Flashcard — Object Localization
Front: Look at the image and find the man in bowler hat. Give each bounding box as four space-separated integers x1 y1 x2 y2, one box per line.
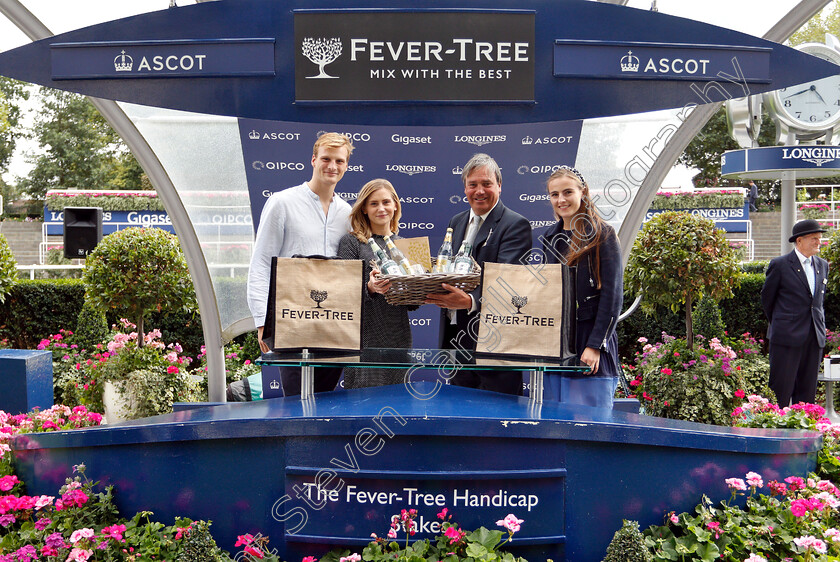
761 219 829 406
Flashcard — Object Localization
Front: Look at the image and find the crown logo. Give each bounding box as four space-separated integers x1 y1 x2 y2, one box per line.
521 136 533 145
620 50 639 72
114 50 133 72
249 130 260 140
269 379 280 390
452 166 463 175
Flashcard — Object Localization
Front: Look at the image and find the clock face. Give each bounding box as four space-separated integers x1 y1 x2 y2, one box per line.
773 48 840 131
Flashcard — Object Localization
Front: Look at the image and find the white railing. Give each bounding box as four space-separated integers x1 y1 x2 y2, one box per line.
17 263 248 279
719 219 754 262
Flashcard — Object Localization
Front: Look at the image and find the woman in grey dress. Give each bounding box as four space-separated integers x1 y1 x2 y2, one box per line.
337 179 416 388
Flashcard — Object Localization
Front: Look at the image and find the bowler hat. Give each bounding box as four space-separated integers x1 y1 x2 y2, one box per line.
789 219 827 242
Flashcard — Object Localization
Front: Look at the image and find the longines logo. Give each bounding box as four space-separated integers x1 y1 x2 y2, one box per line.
249 130 302 141
517 164 564 175
521 135 574 145
302 37 343 79
783 147 840 167
453 135 506 147
385 164 436 176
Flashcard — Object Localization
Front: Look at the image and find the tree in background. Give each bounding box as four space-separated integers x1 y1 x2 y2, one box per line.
0 78 30 206
0 233 16 304
82 228 196 347
787 1 840 46
625 211 742 350
16 87 147 198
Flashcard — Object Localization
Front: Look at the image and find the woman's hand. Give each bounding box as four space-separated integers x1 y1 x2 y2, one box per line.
367 269 391 295
581 347 601 374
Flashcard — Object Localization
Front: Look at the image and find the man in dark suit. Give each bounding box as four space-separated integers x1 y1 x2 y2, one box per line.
761 219 829 407
426 153 532 395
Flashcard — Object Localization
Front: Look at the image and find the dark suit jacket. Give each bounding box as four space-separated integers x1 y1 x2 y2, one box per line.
438 202 532 350
760 250 828 348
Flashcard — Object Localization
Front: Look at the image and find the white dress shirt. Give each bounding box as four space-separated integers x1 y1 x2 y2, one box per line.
794 248 816 296
247 182 351 327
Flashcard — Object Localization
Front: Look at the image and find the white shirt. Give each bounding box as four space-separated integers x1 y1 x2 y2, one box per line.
794 248 816 295
247 182 351 327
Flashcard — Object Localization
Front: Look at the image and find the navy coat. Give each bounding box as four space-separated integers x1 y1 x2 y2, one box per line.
438 201 532 350
761 250 827 348
542 220 623 378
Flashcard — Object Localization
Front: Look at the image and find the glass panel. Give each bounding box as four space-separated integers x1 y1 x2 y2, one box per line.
119 102 253 337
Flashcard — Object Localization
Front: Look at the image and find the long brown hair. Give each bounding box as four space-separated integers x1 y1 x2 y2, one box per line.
349 179 402 242
547 166 609 288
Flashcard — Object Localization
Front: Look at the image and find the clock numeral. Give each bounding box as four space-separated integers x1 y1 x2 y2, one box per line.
811 114 818 122
835 100 840 106
796 112 802 118
784 100 792 107
827 111 833 118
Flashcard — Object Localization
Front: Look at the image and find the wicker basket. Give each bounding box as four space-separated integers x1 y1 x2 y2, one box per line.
376 258 481 306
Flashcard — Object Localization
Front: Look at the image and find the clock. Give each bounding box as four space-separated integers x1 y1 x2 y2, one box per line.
765 37 840 143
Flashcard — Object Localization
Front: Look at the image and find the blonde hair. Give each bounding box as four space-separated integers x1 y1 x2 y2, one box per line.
312 132 354 158
349 179 402 242
546 166 608 288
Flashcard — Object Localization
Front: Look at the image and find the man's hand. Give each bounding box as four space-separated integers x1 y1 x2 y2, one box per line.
426 283 472 309
257 325 270 353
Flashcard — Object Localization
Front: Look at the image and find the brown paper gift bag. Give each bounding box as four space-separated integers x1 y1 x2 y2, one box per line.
262 257 363 352
476 262 571 358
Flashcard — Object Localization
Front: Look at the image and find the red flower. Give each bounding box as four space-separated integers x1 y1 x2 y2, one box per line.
734 389 745 398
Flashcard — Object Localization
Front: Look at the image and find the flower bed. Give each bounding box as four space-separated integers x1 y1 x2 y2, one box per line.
650 190 745 210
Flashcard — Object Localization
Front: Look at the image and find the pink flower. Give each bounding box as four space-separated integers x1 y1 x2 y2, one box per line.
244 545 264 559
66 548 93 561
437 507 449 520
167 365 179 374
0 475 18 491
70 528 95 543
660 368 672 376
496 514 524 534
794 535 827 553
744 555 767 562
745 471 763 488
444 526 461 544
387 528 397 539
669 513 678 524
785 476 806 491
235 534 255 547
725 478 746 491
790 498 811 517
101 524 126 542
340 554 361 562
706 521 723 539
302 557 318 562
734 389 745 398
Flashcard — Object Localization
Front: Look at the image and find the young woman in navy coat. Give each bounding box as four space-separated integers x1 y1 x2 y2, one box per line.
541 166 624 407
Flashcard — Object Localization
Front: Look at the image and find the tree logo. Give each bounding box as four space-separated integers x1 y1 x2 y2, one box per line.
310 290 328 308
511 295 528 314
302 37 342 79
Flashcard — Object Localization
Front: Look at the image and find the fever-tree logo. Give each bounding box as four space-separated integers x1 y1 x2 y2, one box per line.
310 290 328 308
511 295 528 314
302 37 342 79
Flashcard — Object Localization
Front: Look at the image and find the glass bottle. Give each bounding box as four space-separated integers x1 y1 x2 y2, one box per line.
384 235 413 275
367 238 403 276
452 241 473 274
433 228 454 273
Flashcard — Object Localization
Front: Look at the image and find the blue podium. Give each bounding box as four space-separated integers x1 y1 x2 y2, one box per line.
10 351 821 561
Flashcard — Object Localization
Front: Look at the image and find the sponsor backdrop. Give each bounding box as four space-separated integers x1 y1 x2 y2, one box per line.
238 118 582 351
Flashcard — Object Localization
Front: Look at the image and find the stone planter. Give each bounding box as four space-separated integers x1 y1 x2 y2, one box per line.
102 380 138 424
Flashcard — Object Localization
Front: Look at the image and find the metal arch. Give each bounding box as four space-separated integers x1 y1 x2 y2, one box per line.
0 0 228 402
617 0 834 264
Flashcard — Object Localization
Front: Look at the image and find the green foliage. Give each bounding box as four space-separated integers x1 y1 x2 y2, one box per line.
740 260 768 274
678 106 777 189
74 299 110 351
602 520 652 562
0 77 29 172
0 233 16 303
822 227 840 295
625 212 742 349
692 297 725 342
176 520 223 562
628 333 769 425
0 279 85 348
649 190 744 210
83 228 196 345
788 2 840 46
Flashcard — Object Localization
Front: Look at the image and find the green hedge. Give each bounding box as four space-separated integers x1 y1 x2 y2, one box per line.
0 279 206 357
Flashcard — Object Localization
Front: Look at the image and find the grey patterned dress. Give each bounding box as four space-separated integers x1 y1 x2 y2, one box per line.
337 233 416 388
